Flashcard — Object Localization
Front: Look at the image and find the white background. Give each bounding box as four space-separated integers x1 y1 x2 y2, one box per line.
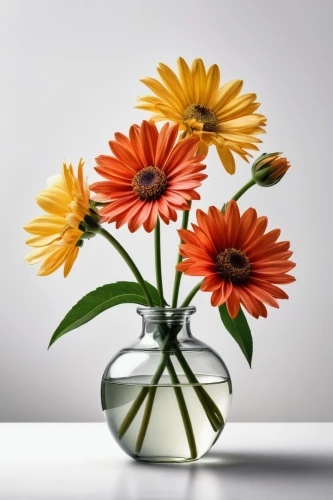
1 0 332 422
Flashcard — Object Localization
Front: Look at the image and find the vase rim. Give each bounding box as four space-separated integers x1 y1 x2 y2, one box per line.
137 306 196 317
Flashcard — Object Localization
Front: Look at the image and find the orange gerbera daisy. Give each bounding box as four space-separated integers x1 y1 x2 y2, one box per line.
177 201 295 319
136 57 266 174
90 120 207 233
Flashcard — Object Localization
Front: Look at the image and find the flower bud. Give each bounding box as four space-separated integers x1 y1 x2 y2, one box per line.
251 152 291 187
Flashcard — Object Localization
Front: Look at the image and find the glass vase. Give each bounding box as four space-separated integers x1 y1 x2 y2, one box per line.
101 306 232 463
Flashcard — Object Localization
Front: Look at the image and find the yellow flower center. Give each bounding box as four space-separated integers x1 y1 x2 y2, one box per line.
216 248 251 284
132 166 167 200
183 104 219 132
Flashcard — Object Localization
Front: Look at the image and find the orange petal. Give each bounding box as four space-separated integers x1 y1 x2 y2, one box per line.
207 206 226 250
226 289 240 318
246 229 281 257
251 273 295 285
235 207 258 248
238 286 263 318
242 216 268 251
128 202 151 232
129 125 147 168
143 202 159 233
164 136 200 173
176 259 194 272
225 200 240 246
108 140 139 171
201 274 222 291
155 122 179 167
251 261 296 274
141 120 158 167
249 278 289 299
246 283 279 308
178 228 199 246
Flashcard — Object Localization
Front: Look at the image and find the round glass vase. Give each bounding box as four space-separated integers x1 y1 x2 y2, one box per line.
101 307 232 463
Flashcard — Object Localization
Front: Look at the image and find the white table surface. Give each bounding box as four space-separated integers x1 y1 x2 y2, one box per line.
0 423 332 500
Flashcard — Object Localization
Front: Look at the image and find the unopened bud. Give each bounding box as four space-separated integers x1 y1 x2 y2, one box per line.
252 152 291 187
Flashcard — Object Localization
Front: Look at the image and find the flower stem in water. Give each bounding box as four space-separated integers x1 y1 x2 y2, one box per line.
166 358 197 459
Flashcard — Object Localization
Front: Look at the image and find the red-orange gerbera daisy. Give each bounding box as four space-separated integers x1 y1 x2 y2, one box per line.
90 120 207 232
177 201 295 319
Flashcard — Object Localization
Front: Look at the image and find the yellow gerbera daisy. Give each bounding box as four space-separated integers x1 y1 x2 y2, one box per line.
24 159 99 277
136 57 267 174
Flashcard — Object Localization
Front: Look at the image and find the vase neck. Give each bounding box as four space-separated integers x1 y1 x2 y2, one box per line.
137 307 195 345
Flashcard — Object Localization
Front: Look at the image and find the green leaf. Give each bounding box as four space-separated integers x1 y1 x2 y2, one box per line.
218 303 253 367
48 281 161 349
144 281 169 307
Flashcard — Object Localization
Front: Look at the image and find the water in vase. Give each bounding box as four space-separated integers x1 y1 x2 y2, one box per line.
101 374 232 462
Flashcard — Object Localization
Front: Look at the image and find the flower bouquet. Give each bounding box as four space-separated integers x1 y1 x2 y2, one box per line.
24 58 295 463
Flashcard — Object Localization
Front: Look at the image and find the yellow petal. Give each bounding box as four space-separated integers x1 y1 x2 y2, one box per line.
24 215 66 235
212 80 243 114
201 132 216 146
140 77 183 114
217 93 260 120
219 102 261 122
66 213 81 229
225 141 254 158
63 247 79 277
196 140 209 157
155 103 183 122
24 245 58 264
136 96 165 112
77 158 85 196
135 103 158 112
70 197 88 220
157 63 188 109
220 114 266 131
63 163 76 196
191 58 207 105
210 134 226 148
177 57 194 103
219 93 257 114
217 131 263 144
36 191 70 217
206 64 220 107
216 145 236 174
148 113 170 122
25 234 60 248
61 228 81 245
37 247 71 276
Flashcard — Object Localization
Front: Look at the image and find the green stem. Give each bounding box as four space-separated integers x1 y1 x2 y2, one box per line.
119 328 223 444
154 218 165 307
118 386 149 439
171 202 192 308
97 227 153 307
231 178 256 202
180 281 203 308
135 387 157 453
174 346 224 427
166 359 197 459
120 333 172 442
135 355 198 457
135 353 170 452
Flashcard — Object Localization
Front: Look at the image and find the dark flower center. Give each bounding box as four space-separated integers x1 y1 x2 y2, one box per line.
216 248 251 284
132 166 167 200
183 104 219 132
